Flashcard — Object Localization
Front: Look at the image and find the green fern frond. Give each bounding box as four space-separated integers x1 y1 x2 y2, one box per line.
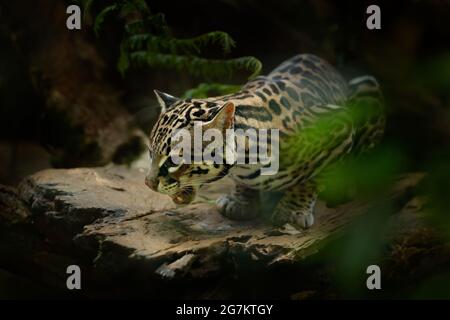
130 0 150 13
127 31 235 55
94 4 120 36
234 56 262 79
85 0 262 81
180 31 236 54
120 1 139 15
142 13 170 36
118 41 130 76
124 20 144 35
81 0 94 20
183 83 241 99
129 52 261 80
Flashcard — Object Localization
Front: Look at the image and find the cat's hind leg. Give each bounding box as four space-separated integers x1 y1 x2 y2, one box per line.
271 180 318 229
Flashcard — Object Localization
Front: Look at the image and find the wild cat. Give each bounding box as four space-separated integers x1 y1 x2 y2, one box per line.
145 54 384 229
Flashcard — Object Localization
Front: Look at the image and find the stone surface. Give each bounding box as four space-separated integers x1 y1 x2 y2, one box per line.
0 165 438 298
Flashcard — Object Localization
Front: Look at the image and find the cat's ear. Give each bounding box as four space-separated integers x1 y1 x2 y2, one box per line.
154 90 179 113
203 102 235 130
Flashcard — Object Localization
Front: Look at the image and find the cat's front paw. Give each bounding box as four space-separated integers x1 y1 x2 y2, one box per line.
271 208 315 229
216 195 258 220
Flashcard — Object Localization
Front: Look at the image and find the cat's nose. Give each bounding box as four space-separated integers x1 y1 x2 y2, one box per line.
145 176 159 191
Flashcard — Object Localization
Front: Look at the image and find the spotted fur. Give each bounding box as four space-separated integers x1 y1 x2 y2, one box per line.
146 54 385 228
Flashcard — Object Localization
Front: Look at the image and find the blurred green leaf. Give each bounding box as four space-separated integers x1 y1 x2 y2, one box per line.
319 145 405 204
418 53 450 93
322 200 393 298
420 151 450 239
411 272 450 299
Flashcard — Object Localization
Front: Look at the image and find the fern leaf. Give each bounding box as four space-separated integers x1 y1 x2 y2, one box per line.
129 52 262 80
143 13 170 36
183 83 241 99
131 0 150 13
118 41 130 76
94 4 120 36
125 20 145 35
80 0 94 21
127 31 236 55
86 0 263 81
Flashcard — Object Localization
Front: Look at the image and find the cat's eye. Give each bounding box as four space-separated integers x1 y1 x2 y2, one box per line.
164 157 177 168
168 165 182 174
161 157 183 174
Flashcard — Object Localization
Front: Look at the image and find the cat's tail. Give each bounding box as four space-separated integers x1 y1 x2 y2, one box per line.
347 75 385 154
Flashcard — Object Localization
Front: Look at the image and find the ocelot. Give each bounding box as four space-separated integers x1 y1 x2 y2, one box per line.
145 54 385 229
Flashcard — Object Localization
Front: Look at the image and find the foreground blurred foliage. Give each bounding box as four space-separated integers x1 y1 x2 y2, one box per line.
421 151 450 240
417 53 450 97
323 200 393 298
316 140 450 299
304 121 404 298
411 272 450 299
319 144 405 205
283 82 450 298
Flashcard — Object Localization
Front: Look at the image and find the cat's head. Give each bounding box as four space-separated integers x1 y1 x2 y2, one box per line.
145 90 235 205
